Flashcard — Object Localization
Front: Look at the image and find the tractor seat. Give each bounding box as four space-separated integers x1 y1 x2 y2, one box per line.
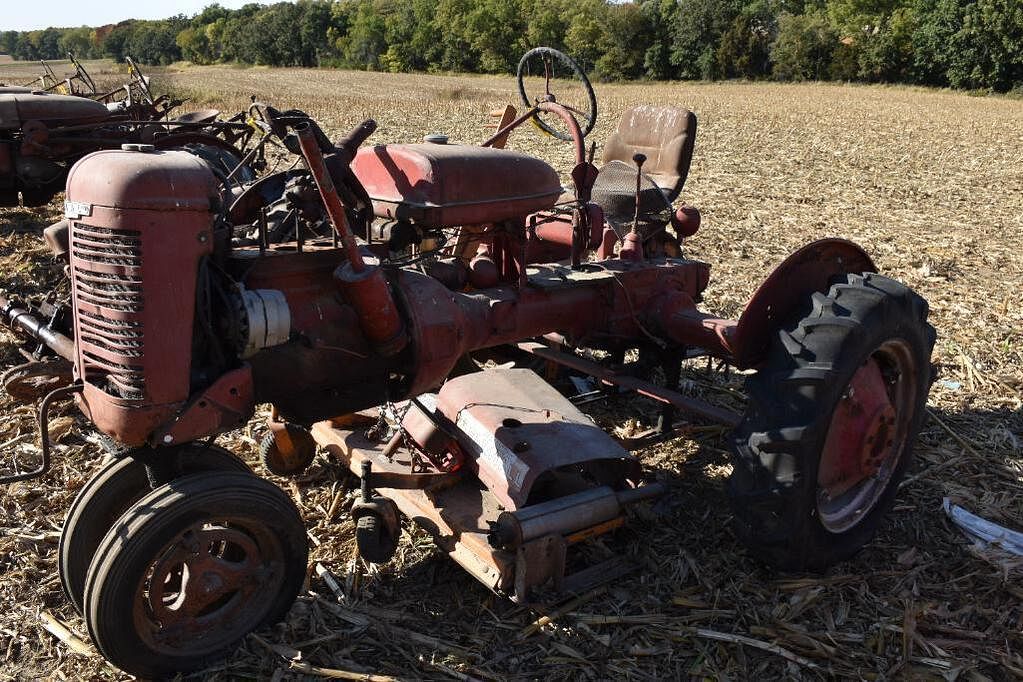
592 105 697 230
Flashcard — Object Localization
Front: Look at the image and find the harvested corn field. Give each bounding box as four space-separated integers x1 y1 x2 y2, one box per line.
0 61 1021 680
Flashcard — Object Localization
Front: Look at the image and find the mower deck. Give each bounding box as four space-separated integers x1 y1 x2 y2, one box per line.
311 418 638 602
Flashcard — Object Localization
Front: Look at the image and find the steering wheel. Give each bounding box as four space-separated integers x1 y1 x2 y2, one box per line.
125 56 155 105
516 47 597 141
68 52 96 95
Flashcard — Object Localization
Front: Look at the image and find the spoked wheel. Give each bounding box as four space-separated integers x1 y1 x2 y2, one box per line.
353 497 401 564
516 47 597 140
728 273 935 571
59 443 249 614
259 423 317 476
153 133 257 184
84 472 307 678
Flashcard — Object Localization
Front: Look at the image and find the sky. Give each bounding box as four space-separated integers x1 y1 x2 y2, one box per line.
2 1 276 32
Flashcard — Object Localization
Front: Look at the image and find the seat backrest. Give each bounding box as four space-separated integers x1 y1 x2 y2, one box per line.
601 105 697 202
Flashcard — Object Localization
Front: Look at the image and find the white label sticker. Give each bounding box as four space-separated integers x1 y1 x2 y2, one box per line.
64 201 92 219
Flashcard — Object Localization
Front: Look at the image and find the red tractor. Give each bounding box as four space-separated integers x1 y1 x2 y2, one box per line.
0 49 934 678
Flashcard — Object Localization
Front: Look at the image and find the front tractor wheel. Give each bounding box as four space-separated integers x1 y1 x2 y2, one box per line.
83 472 308 678
728 273 935 571
59 443 250 614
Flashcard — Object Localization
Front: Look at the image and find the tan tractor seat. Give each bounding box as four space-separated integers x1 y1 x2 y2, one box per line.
591 105 697 232
601 104 697 202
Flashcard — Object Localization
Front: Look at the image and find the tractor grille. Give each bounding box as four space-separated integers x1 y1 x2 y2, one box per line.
71 223 146 400
68 224 143 266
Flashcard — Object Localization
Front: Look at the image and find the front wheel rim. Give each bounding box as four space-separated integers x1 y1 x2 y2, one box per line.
133 519 284 655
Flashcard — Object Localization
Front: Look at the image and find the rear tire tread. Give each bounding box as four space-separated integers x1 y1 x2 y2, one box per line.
728 272 935 571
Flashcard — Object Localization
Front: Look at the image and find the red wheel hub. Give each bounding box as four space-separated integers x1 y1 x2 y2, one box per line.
818 358 897 499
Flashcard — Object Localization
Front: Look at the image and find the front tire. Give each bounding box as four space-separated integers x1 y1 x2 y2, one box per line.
83 472 307 678
728 272 935 571
59 444 250 614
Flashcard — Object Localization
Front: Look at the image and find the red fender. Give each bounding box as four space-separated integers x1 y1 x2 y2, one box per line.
731 238 876 369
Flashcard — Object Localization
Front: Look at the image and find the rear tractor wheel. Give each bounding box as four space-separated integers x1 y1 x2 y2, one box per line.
83 471 308 678
728 272 935 571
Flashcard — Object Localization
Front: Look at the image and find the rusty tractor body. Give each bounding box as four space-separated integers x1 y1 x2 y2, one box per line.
0 48 936 679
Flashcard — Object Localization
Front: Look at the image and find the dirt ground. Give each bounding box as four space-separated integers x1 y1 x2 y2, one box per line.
0 60 1021 680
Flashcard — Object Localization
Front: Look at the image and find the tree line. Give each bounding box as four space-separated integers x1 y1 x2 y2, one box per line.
1 0 1020 93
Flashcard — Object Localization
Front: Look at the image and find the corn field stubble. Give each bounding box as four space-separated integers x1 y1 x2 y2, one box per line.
0 60 1021 680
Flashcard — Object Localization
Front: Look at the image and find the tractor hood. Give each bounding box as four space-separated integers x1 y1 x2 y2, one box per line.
353 142 562 227
0 92 110 130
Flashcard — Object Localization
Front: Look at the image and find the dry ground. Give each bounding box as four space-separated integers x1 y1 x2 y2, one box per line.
0 60 1021 680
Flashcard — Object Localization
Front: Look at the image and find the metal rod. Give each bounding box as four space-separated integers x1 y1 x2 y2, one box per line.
631 153 647 235
481 106 540 148
482 102 584 165
295 123 365 274
0 294 75 362
0 383 82 484
257 207 268 256
516 340 742 427
360 459 372 502
225 131 271 184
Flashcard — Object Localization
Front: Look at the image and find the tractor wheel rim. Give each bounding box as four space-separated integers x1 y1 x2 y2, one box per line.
133 520 283 655
817 339 918 533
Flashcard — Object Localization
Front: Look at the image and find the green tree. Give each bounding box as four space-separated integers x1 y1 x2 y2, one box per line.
716 2 776 79
595 2 653 80
297 0 334 66
126 21 183 65
433 0 476 71
346 0 387 69
102 22 136 61
176 27 210 63
563 1 607 71
524 0 570 51
856 6 916 82
946 0 1023 91
465 0 527 73
771 10 837 80
59 27 95 60
380 0 441 72
826 0 904 35
643 0 682 79
670 0 744 79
